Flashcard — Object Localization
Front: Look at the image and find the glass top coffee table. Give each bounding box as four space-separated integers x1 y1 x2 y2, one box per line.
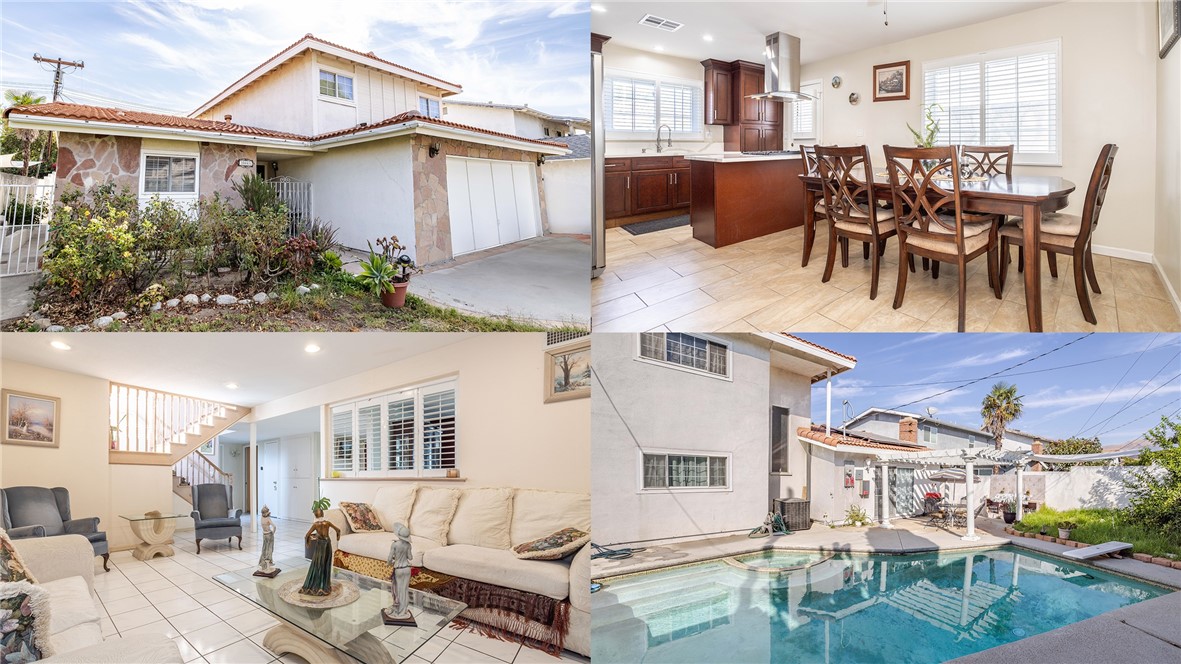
118 512 187 561
214 557 465 663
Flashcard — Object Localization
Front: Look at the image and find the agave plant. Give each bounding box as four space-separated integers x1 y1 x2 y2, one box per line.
356 242 396 295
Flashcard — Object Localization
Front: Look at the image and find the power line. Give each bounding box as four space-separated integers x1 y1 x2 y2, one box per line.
887 333 1094 411
33 54 84 102
1096 400 1181 439
1082 365 1181 437
1074 334 1158 435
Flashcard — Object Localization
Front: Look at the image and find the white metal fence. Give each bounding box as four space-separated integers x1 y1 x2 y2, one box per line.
267 176 312 236
0 176 54 276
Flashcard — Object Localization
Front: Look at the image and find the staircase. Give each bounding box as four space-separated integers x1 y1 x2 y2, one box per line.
108 382 249 466
172 451 233 505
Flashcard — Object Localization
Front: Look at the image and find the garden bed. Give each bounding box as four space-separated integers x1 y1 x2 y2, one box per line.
1009 507 1181 560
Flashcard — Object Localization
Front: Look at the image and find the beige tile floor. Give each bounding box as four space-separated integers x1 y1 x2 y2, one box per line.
91 519 586 664
593 224 1181 333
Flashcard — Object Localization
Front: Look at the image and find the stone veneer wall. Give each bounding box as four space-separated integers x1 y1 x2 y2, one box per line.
199 143 256 205
410 135 550 266
55 133 141 197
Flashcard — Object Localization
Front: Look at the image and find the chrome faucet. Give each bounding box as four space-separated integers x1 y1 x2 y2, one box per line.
656 125 672 153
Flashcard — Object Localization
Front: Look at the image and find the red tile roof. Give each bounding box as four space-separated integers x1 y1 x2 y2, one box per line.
780 334 857 363
6 103 566 152
5 102 308 141
194 33 461 115
797 424 929 452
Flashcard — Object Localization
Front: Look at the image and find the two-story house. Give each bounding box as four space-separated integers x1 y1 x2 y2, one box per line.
4 34 569 264
842 408 1054 459
442 101 590 139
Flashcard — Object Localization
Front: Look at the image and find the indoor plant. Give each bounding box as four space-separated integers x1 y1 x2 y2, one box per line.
1057 520 1077 540
907 103 942 148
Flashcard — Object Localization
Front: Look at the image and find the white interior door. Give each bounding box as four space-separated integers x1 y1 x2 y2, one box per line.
259 440 280 518
446 157 541 256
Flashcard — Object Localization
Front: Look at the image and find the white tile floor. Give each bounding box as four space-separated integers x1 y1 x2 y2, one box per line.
92 517 587 663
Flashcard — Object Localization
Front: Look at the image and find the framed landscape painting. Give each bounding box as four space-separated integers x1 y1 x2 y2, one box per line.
3 389 60 448
545 342 591 403
873 60 910 102
1161 0 1179 59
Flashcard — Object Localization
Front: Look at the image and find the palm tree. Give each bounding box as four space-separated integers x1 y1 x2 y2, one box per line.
981 382 1023 450
3 90 46 177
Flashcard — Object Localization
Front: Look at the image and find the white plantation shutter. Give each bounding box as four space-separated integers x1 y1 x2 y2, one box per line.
357 404 382 473
605 71 702 134
422 387 456 470
329 380 457 477
791 82 821 142
659 82 701 132
331 406 353 473
922 40 1059 164
386 395 415 472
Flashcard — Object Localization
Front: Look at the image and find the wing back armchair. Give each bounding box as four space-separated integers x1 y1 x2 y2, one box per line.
190 483 242 554
0 486 109 571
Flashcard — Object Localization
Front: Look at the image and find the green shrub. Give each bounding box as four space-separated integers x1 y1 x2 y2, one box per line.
1124 416 1181 539
231 173 281 213
42 203 139 300
4 197 49 225
227 206 290 284
316 250 344 274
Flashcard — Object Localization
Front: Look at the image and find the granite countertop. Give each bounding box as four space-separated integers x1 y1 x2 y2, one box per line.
683 152 802 163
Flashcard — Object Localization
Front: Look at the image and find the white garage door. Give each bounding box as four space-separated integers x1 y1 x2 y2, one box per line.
446 157 541 256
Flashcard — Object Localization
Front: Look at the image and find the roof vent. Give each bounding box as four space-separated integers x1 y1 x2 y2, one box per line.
638 13 683 32
224 114 233 123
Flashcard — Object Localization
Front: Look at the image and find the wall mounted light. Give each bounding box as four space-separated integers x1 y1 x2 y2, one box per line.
536 155 546 167
428 142 441 158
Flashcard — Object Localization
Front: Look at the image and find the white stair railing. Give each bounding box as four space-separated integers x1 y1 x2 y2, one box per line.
173 451 232 496
109 383 231 455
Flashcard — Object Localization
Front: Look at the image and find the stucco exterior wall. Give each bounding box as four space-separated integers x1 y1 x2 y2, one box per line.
767 363 815 507
199 142 256 205
411 135 550 266
442 105 518 135
200 53 314 136
280 137 415 254
55 133 141 197
541 158 590 235
591 333 778 545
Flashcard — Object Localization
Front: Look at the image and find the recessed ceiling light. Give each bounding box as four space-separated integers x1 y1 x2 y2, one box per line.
590 3 606 12
225 382 239 390
50 340 71 351
305 343 321 354
654 45 665 52
703 34 714 42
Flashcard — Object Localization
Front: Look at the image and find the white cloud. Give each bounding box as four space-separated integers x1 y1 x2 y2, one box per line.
945 347 1031 369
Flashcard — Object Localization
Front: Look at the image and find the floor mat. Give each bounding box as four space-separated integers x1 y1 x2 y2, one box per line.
621 214 690 236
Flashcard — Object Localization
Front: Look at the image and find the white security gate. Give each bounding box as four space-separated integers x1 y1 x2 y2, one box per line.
267 176 312 236
445 157 540 256
0 179 54 276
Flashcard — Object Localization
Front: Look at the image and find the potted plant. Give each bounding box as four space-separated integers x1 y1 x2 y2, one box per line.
374 235 419 308
844 504 870 528
357 245 397 305
305 497 332 559
993 492 1018 523
923 491 942 515
1057 520 1077 540
906 103 943 148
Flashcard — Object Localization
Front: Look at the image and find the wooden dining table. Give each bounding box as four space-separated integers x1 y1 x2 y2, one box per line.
799 172 1076 332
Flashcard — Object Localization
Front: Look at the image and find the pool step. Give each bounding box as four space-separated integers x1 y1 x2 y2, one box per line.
593 583 742 627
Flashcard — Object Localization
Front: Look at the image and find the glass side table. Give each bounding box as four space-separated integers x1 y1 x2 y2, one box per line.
119 512 187 560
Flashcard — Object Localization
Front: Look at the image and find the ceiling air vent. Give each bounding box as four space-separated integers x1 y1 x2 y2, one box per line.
638 13 684 32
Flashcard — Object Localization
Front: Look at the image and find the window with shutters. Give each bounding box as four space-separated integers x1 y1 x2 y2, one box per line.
922 40 1060 165
604 70 703 136
328 379 457 477
640 450 731 491
638 332 730 379
790 81 822 145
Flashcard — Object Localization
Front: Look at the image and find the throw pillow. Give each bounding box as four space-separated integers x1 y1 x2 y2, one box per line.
509 490 590 548
513 527 590 561
447 488 514 549
408 487 461 545
0 530 35 584
338 502 384 533
372 485 418 533
0 581 53 661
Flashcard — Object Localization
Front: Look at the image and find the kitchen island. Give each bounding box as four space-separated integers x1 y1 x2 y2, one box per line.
684 152 806 248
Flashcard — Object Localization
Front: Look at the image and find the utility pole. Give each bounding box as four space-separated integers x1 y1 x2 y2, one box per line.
32 54 84 102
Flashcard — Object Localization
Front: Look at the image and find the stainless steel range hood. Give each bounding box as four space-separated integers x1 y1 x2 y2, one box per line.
749 32 814 102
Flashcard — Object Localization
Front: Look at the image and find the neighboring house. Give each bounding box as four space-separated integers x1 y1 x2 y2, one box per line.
537 134 590 235
842 407 1052 455
592 332 857 545
3 34 569 265
442 100 590 139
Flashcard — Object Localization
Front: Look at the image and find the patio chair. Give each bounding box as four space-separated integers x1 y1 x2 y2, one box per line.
190 483 242 554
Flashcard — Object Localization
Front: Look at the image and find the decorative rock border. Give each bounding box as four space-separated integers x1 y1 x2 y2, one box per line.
1003 526 1181 569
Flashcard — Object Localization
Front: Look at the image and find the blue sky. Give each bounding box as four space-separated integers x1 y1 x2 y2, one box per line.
1 1 589 118
798 333 1181 447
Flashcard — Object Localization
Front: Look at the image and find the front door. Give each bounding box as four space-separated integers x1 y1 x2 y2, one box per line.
260 440 280 518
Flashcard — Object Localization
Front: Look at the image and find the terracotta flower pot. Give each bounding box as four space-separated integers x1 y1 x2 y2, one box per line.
380 282 410 308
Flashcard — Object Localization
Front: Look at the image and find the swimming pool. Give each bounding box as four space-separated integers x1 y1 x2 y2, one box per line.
592 547 1170 663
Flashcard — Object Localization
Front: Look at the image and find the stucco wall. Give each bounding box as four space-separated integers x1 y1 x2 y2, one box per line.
199 142 256 205
591 333 777 545
442 105 518 135
767 363 815 507
540 158 590 235
199 53 314 136
992 466 1164 510
55 133 140 197
411 135 550 266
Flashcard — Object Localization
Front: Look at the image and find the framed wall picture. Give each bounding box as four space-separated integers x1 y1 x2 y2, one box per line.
2 389 60 448
544 341 591 403
872 60 910 102
1161 0 1180 59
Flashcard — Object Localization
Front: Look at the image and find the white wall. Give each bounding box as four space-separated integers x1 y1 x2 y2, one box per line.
767 363 815 505
443 105 518 135
218 442 247 513
601 43 725 157
199 53 314 136
801 0 1161 260
992 466 1163 510
1155 22 1181 310
247 334 589 506
281 137 415 254
541 158 591 234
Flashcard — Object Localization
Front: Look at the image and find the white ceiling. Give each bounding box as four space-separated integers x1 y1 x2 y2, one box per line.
1 333 474 407
593 1 1063 64
218 407 321 445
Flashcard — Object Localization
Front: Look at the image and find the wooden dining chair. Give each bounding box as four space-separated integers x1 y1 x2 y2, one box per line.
884 145 1002 332
999 144 1118 325
815 145 896 300
962 144 1020 267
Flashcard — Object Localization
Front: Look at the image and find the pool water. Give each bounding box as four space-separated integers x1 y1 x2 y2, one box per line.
592 547 1169 663
731 550 827 570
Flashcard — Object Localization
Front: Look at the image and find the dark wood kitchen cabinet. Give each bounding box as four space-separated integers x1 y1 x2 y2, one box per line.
701 59 733 125
603 156 690 221
632 170 674 213
604 171 631 219
702 59 783 151
673 167 691 207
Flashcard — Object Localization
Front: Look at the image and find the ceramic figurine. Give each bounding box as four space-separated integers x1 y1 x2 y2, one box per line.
381 523 416 626
299 504 341 596
253 505 280 578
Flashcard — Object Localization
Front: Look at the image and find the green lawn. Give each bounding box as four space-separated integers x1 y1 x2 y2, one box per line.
1012 506 1181 559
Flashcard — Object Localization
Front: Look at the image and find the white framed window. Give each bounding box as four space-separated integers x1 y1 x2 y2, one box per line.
922 40 1060 165
142 154 197 195
790 80 822 146
319 70 354 101
639 449 731 491
418 97 441 118
604 69 703 136
923 425 938 445
638 332 730 379
329 379 456 477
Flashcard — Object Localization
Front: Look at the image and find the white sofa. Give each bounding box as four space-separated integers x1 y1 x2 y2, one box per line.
11 534 181 663
324 485 590 657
